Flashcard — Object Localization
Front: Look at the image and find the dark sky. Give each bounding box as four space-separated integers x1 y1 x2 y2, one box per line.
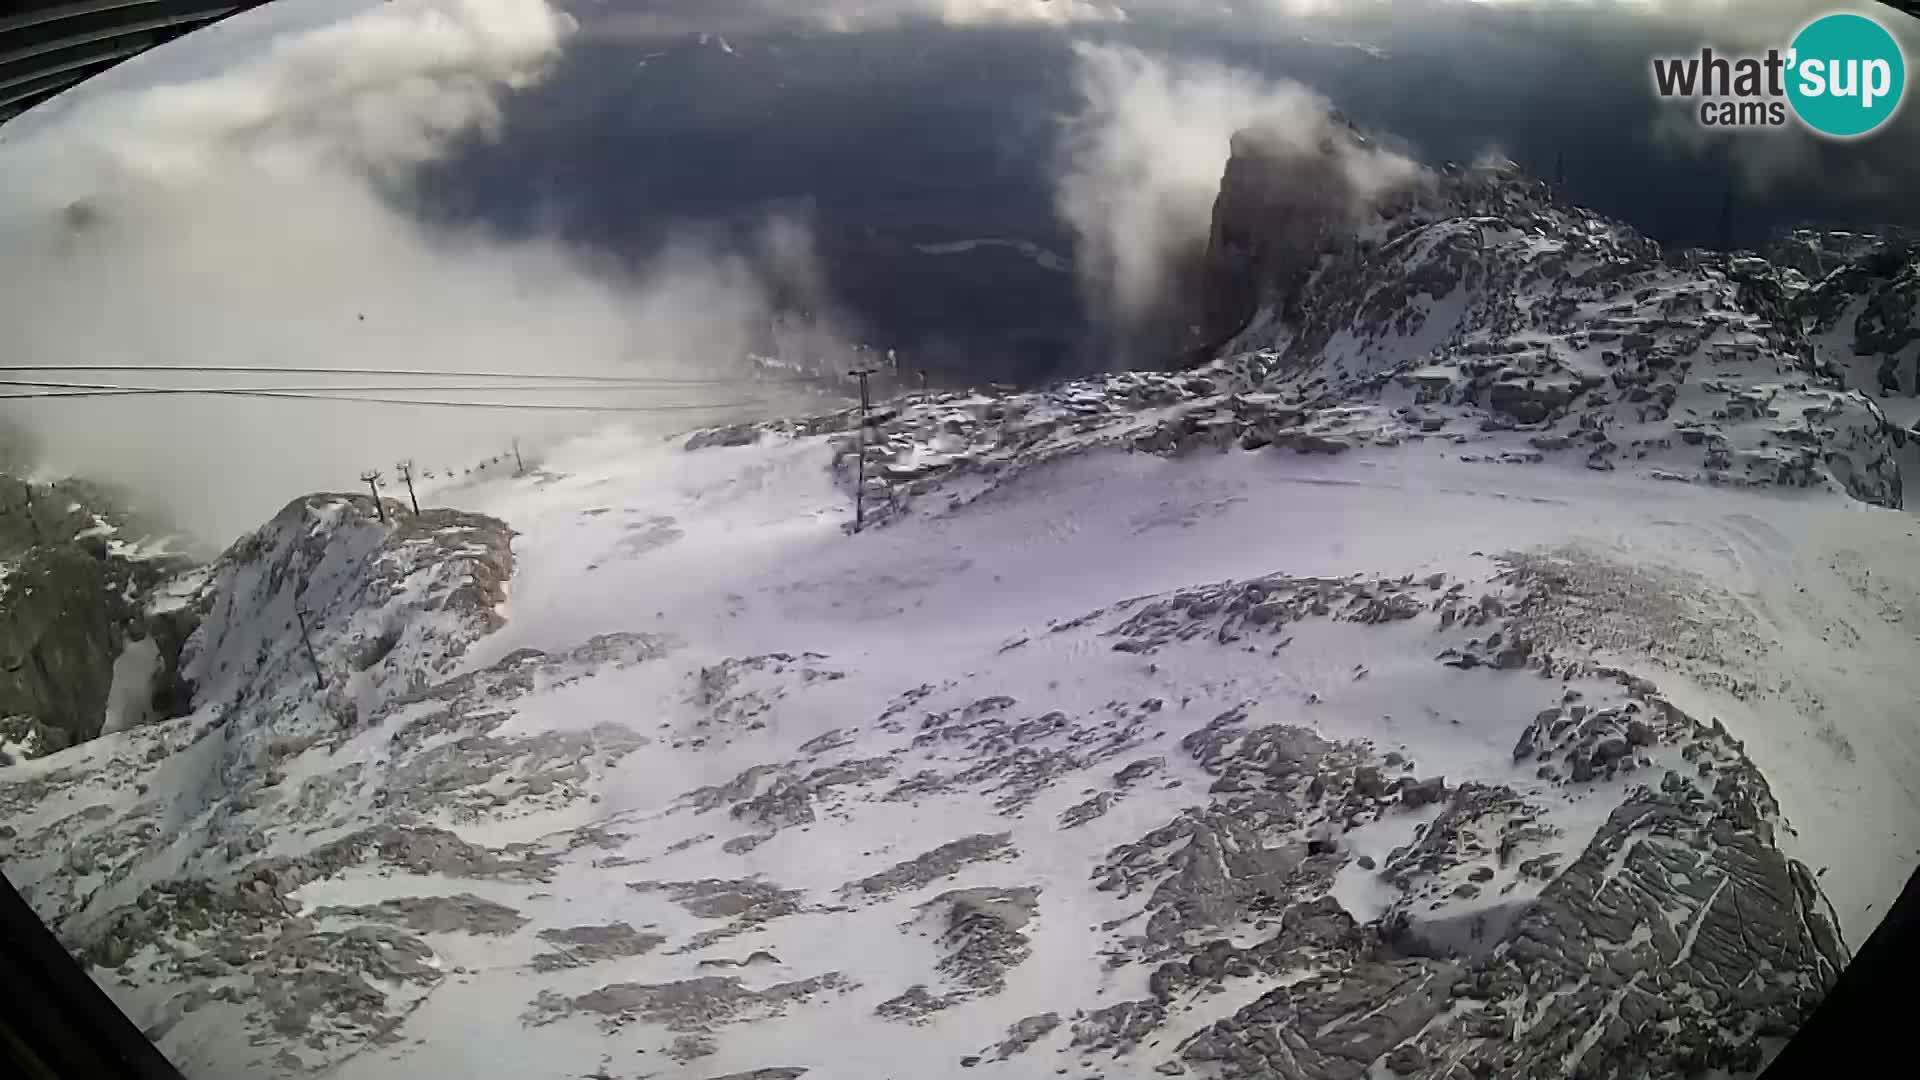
416 3 1920 250
404 2 1920 378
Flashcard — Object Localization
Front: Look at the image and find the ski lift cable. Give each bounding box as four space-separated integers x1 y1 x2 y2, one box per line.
0 377 795 395
0 384 773 413
0 363 851 386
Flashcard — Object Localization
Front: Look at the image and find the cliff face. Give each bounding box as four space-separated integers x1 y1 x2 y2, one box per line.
1799 246 1920 417
1183 129 1908 509
0 479 199 758
1197 126 1357 354
0 547 123 754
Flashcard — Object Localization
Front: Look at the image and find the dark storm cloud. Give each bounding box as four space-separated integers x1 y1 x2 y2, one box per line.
397 0 1918 391
543 0 1919 244
1095 1 1920 243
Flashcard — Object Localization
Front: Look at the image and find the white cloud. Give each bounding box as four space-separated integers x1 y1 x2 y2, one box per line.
586 0 1126 37
833 0 1128 27
42 0 574 184
0 0 843 541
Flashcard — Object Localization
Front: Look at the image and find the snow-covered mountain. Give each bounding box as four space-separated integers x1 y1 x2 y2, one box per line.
1797 243 1920 434
4 152 1920 1080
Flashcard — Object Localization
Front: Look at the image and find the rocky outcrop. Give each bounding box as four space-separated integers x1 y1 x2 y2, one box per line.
1190 149 1905 507
1178 763 1843 1080
1198 125 1367 354
1764 225 1913 284
1068 562 1844 1078
0 477 200 756
734 157 1909 525
182 492 515 720
1800 246 1920 409
0 547 137 752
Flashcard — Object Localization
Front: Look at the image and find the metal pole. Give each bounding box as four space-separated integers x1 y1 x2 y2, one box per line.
293 604 324 691
397 461 420 515
850 367 876 533
360 470 387 523
20 481 40 544
512 439 525 476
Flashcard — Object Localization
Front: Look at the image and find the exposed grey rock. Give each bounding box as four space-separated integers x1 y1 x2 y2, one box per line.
253 924 444 1037
848 834 1014 897
875 984 953 1023
1071 998 1167 1054
1198 122 1382 353
532 923 668 971
527 972 849 1032
684 423 762 451
668 1034 718 1061
1179 959 1459 1078
1058 790 1119 829
922 886 1041 996
681 753 891 837
1592 734 1631 764
314 894 528 937
1400 775 1447 808
1166 694 1843 1080
384 722 648 822
696 950 781 970
1113 749 1167 780
994 1012 1061 1058
886 697 1151 814
1383 1042 1427 1074
0 478 202 752
627 878 803 953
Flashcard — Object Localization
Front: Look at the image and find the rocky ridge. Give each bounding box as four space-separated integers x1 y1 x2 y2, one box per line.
680 156 1908 521
0 475 200 759
1794 242 1920 436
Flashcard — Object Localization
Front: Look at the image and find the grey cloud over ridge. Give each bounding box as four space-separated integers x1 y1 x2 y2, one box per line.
0 0 843 541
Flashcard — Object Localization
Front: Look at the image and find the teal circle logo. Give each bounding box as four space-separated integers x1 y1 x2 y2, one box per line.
1786 13 1906 137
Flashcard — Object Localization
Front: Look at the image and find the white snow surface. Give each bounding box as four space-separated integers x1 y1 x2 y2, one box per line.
1 417 1910 1079
469 429 1920 948
2 174 1916 1079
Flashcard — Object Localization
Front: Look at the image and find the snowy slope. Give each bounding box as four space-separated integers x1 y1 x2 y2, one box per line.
3 424 1918 1080
4 168 1919 1080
